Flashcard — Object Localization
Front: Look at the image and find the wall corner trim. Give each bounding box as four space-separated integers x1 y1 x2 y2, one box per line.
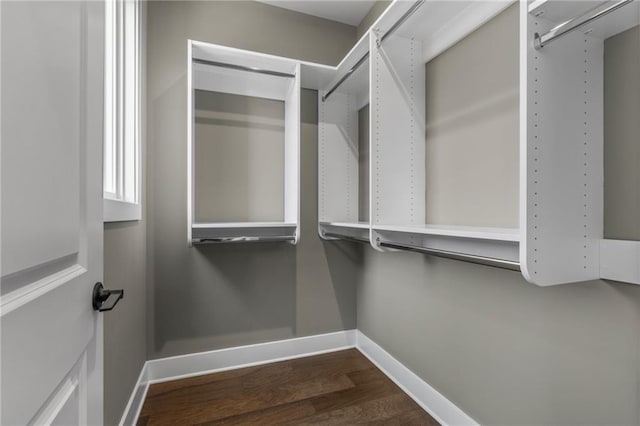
119 330 476 426
356 331 479 426
118 363 149 426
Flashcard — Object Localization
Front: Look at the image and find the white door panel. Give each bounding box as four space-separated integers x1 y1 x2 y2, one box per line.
1 1 105 425
1 0 82 277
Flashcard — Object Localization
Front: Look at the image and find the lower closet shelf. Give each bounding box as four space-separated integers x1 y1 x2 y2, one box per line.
372 225 521 271
319 221 370 243
191 222 297 244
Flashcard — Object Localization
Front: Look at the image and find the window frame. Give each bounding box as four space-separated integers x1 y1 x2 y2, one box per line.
103 0 142 222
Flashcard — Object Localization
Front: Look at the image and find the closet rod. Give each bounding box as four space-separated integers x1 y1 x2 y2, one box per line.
194 236 296 244
534 0 633 49
377 0 424 45
321 53 369 102
323 232 370 244
378 241 521 271
193 58 295 78
322 0 424 102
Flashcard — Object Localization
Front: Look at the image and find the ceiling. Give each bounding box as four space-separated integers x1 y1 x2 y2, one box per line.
256 1 376 26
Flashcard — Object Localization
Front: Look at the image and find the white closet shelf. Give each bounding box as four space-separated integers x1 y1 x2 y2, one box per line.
191 222 297 244
192 222 297 228
372 224 520 242
319 222 370 243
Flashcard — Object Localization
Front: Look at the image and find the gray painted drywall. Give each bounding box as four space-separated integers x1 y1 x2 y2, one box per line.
425 5 519 228
604 25 640 240
357 1 392 40
194 92 285 222
358 6 640 426
103 221 147 426
146 0 358 358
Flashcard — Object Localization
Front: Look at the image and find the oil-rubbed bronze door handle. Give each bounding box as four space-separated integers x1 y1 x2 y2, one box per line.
92 282 124 312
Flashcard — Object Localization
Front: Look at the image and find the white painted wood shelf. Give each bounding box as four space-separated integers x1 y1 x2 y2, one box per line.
319 222 370 243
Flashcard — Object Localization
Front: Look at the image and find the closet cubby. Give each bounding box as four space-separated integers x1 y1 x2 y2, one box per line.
318 34 372 243
368 1 521 270
360 0 639 286
187 40 301 245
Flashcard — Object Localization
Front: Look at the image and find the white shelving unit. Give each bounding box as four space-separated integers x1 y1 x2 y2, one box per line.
186 0 640 286
187 41 304 245
318 34 372 243
367 0 521 270
360 0 639 285
522 0 640 285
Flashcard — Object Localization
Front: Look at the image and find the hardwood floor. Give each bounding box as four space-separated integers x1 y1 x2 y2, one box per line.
137 349 440 425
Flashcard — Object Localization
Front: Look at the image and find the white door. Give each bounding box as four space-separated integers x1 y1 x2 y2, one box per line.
1 1 105 424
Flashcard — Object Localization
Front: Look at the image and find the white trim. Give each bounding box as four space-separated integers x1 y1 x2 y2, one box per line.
0 264 87 317
146 330 357 384
103 198 141 222
119 330 476 426
356 331 478 426
118 363 149 426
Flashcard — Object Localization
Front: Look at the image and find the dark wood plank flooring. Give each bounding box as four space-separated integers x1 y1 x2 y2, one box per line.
137 349 439 425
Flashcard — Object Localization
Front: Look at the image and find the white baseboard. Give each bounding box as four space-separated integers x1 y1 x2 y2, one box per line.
118 363 149 426
119 329 476 426
356 331 478 426
118 330 357 425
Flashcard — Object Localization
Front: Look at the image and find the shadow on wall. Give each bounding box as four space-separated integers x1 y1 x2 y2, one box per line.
322 240 363 327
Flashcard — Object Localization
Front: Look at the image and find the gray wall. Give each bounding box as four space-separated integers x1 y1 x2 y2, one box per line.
103 222 147 426
604 25 640 240
146 0 358 359
357 6 640 426
194 92 285 222
425 6 519 227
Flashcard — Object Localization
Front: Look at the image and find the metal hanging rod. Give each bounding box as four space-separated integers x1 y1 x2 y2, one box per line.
378 241 521 271
194 235 296 244
534 0 634 49
323 232 370 244
321 53 369 102
322 0 424 102
192 58 295 78
378 0 425 46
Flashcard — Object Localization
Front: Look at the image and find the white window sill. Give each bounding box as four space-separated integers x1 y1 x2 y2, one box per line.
104 198 141 222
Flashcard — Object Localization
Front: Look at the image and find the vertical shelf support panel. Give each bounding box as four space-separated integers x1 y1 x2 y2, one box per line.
521 6 604 285
285 64 302 243
370 31 425 250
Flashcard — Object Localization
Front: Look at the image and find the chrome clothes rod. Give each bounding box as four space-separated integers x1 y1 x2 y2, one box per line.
322 0 424 102
378 0 425 46
194 235 295 244
323 232 370 244
192 58 295 78
534 0 634 49
378 241 521 271
321 53 369 102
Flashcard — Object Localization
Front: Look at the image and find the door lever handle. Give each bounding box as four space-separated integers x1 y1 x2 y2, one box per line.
92 282 124 312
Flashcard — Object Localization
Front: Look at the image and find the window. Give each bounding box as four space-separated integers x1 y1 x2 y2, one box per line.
104 0 141 222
